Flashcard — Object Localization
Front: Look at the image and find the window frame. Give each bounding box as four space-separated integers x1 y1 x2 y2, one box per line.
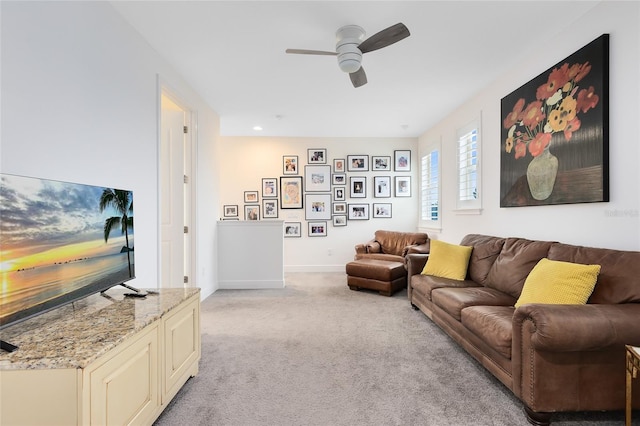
455 117 482 214
419 139 441 230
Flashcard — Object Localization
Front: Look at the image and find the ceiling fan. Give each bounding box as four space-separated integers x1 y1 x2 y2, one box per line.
285 23 410 88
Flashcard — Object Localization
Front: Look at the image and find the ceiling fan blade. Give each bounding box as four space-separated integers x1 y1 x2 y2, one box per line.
285 49 337 56
349 67 367 88
358 23 410 54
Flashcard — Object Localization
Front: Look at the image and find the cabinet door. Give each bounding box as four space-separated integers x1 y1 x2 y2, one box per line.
163 295 200 402
86 324 160 426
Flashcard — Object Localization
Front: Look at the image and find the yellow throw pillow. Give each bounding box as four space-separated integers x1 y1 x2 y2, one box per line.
421 240 473 281
515 258 601 308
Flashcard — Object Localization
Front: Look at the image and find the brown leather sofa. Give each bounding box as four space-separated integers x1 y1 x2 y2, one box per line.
354 230 430 263
407 234 640 425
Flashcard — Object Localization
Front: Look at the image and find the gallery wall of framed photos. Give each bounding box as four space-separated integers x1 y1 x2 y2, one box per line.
216 137 419 260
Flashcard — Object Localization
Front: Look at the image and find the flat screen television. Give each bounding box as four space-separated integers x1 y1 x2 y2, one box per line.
0 173 136 336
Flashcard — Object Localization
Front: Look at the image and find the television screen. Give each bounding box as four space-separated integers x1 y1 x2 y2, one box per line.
0 173 135 330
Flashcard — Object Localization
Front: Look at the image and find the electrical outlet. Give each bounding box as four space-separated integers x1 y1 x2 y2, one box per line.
327 248 333 256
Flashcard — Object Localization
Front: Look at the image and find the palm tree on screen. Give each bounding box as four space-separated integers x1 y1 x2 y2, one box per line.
100 189 134 277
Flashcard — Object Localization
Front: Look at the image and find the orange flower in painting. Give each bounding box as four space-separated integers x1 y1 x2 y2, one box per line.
514 142 527 159
564 117 581 140
521 101 545 130
536 65 570 100
528 132 552 157
503 98 525 129
576 86 599 113
547 96 577 132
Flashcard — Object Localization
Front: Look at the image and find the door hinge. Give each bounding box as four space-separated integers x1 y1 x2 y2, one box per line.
184 226 189 234
184 174 189 184
183 125 188 133
184 276 189 284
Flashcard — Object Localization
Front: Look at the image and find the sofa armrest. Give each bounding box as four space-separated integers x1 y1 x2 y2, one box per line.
405 241 430 256
354 243 367 254
406 254 429 277
366 240 381 253
513 303 640 352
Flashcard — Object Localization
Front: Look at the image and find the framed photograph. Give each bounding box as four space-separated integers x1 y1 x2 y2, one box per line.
500 34 609 207
304 165 331 192
394 150 411 171
372 156 391 171
347 155 369 172
350 176 366 198
333 158 345 172
283 155 299 175
395 176 411 197
373 203 392 218
244 204 260 221
284 221 301 238
244 191 259 203
305 193 331 220
332 173 346 185
262 178 278 198
308 221 327 237
280 176 303 209
333 215 347 227
332 202 347 215
348 203 369 220
262 199 278 218
333 186 345 201
307 148 327 164
223 204 238 217
373 176 391 198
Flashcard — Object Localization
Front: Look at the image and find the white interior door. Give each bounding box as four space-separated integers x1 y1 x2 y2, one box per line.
160 92 191 288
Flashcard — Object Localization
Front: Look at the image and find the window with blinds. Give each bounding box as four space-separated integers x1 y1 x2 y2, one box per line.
456 118 482 212
421 147 440 224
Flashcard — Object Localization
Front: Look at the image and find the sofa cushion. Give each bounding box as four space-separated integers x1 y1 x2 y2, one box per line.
431 287 517 321
547 243 640 304
354 252 405 263
515 258 601 308
410 274 480 301
374 230 428 257
462 306 515 359
421 240 472 280
460 234 506 285
485 237 554 298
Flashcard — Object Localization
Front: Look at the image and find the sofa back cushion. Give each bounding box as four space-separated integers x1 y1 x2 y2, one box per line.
547 243 640 304
485 237 554 298
374 230 428 257
460 234 506 285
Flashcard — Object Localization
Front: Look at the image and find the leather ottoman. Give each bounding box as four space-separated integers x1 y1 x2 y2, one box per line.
345 259 407 296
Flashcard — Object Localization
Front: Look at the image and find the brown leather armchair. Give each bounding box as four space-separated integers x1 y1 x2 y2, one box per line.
354 230 430 264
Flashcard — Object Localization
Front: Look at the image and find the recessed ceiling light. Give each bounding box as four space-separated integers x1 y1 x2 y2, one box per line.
253 126 263 131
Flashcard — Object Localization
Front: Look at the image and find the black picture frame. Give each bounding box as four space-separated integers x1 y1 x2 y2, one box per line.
394 150 411 171
305 165 331 192
280 176 303 209
262 199 278 219
348 203 369 220
395 176 411 197
284 221 301 238
223 204 238 217
373 203 392 218
350 176 366 198
307 148 327 164
283 155 299 175
308 221 327 237
373 176 391 198
372 156 391 171
244 204 260 220
347 155 369 172
262 178 278 198
305 193 331 220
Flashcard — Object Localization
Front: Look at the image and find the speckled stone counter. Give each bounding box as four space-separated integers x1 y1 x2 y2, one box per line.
0 287 200 370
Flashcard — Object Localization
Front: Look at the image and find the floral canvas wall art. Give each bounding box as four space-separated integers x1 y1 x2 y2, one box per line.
500 34 609 207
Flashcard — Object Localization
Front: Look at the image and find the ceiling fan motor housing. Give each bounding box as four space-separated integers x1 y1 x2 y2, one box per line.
335 25 365 73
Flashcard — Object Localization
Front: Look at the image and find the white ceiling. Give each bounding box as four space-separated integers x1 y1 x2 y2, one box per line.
111 1 600 138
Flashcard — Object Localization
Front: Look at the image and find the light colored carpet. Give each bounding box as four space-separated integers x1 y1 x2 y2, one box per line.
154 272 633 425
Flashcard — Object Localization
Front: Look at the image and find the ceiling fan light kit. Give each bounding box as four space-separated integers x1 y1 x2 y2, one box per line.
286 22 410 88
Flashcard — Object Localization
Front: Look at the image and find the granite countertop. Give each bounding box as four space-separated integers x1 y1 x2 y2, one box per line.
0 287 200 370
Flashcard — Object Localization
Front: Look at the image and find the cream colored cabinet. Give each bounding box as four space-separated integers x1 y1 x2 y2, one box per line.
0 289 200 426
83 324 160 426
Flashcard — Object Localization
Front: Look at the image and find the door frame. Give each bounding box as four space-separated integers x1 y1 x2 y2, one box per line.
157 76 198 288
